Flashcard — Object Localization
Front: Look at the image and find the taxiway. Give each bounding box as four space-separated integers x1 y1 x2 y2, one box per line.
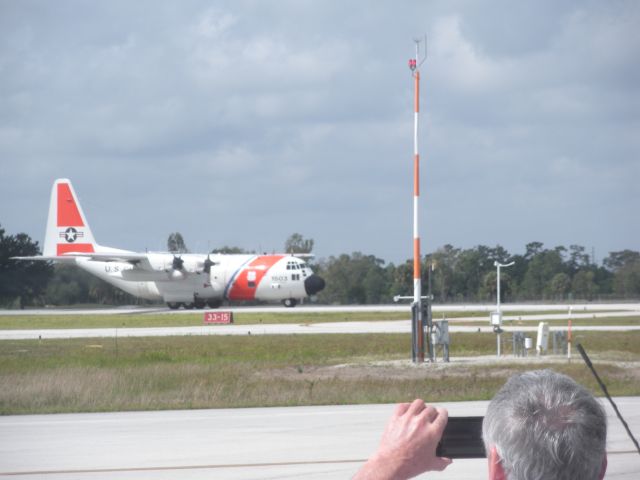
1 399 638 479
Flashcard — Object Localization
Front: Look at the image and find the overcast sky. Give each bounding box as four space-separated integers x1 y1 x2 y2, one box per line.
1 0 638 264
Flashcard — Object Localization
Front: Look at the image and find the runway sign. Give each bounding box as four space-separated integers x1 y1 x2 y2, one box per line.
204 311 233 324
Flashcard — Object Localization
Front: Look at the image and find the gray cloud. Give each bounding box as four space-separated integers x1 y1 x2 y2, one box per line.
0 0 638 263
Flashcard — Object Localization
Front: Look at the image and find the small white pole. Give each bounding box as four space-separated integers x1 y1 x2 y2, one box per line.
568 306 572 361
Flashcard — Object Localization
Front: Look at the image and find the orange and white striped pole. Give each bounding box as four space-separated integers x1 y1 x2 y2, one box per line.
409 41 425 363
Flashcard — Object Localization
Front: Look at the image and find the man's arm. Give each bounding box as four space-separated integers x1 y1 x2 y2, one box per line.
353 399 453 480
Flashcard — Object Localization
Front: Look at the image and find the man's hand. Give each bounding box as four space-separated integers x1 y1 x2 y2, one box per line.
353 399 452 480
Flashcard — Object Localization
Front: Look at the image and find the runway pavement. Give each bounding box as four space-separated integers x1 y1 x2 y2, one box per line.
1 398 638 479
1 319 639 340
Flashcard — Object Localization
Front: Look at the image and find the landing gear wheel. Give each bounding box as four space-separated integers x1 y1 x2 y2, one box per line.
194 298 206 309
282 298 298 308
183 303 195 310
207 299 222 309
167 302 181 310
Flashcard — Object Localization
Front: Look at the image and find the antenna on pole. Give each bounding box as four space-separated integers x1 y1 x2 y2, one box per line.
408 35 427 363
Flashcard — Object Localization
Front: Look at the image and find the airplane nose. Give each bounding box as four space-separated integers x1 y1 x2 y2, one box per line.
304 274 325 296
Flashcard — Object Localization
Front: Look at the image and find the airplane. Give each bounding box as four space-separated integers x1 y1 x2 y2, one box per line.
13 179 325 309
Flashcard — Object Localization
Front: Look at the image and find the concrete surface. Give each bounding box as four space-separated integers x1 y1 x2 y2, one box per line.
1 399 638 479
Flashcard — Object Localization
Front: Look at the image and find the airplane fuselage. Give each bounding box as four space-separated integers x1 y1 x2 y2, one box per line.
77 253 318 308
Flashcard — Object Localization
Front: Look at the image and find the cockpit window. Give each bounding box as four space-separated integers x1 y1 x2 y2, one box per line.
287 260 306 270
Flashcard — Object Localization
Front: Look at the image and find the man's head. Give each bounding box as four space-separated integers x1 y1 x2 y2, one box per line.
483 369 607 480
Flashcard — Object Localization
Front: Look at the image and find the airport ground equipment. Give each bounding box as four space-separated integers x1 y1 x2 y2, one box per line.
536 322 550 355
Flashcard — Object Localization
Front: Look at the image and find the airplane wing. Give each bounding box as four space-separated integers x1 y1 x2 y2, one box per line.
11 255 75 262
12 252 150 267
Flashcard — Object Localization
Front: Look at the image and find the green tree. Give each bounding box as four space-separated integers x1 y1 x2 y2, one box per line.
428 244 460 302
0 224 53 308
167 232 189 253
211 246 248 254
567 245 590 273
520 245 565 299
453 245 505 301
388 261 413 299
284 233 314 254
604 250 640 271
479 270 514 302
45 264 89 305
572 270 598 300
479 271 497 302
604 250 640 298
318 252 389 304
612 261 640 298
454 248 485 301
549 273 571 300
524 241 544 260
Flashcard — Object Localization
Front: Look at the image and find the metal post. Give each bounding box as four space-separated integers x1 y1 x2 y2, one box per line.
427 263 434 361
497 264 501 314
494 261 514 358
568 315 572 362
497 264 501 356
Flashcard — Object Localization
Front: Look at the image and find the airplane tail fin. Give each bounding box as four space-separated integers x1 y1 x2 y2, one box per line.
44 179 100 257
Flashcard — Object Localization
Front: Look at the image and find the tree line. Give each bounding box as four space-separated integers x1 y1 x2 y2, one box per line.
1 224 638 307
314 243 640 304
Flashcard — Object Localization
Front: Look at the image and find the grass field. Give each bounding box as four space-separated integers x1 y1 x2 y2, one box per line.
0 311 410 329
1 330 638 415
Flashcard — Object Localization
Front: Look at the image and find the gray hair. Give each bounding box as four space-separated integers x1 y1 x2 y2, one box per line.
483 370 607 480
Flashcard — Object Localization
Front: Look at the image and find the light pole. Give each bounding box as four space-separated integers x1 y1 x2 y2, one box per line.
493 260 514 356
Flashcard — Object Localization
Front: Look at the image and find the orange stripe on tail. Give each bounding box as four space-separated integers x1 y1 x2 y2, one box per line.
57 243 95 256
57 183 84 227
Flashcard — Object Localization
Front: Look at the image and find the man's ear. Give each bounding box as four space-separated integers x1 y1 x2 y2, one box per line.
488 446 507 480
598 453 607 480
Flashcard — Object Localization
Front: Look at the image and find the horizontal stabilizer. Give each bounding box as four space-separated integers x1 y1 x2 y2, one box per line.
66 252 148 264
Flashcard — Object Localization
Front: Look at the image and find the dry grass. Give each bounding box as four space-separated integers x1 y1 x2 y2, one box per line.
1 331 639 414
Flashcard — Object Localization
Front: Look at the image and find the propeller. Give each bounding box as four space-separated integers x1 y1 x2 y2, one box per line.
203 254 215 274
172 255 184 271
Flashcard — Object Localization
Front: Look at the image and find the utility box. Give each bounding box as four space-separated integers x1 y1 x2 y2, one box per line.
536 322 550 355
431 320 450 362
432 320 450 344
524 337 533 350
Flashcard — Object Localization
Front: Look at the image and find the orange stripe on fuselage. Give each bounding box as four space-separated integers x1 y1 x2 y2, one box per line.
57 183 84 227
227 255 285 301
57 243 95 256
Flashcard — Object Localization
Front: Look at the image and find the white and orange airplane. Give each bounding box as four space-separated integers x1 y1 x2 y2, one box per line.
14 179 325 309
